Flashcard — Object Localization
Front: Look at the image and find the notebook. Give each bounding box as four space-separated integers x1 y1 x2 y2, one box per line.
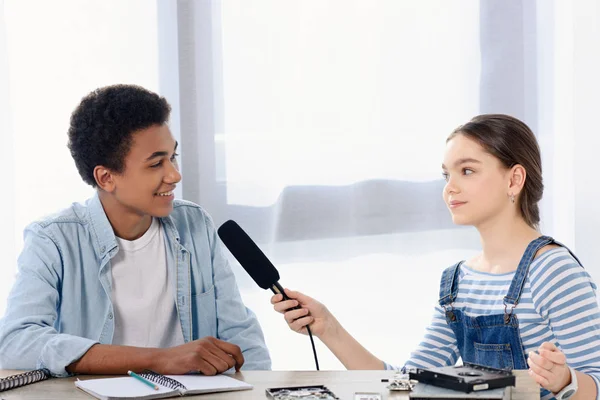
409 383 510 400
0 369 51 392
75 370 253 400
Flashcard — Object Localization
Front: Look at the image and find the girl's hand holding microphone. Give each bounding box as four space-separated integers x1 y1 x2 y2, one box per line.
270 289 337 339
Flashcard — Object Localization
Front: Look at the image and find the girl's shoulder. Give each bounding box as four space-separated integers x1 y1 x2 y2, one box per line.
530 245 578 271
533 243 562 260
528 245 593 290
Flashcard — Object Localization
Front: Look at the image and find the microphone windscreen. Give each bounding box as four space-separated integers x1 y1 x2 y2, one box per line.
217 220 280 290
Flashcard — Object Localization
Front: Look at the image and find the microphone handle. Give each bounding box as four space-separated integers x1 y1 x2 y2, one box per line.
270 281 320 370
271 282 301 310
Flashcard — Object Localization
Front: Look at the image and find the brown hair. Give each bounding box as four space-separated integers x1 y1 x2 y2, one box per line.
447 114 543 229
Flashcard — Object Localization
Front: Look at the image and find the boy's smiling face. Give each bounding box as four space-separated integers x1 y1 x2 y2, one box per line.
99 123 181 218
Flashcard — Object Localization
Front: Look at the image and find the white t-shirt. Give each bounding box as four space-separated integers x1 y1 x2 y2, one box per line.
110 218 185 348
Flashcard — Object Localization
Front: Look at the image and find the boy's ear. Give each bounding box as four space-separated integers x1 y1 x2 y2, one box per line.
94 166 116 192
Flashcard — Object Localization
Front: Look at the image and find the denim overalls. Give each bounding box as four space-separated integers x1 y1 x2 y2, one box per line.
438 236 581 370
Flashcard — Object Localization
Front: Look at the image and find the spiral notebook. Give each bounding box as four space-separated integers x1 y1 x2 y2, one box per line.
75 370 253 400
0 369 51 392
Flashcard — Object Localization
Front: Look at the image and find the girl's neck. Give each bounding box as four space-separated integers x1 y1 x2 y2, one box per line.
473 212 540 274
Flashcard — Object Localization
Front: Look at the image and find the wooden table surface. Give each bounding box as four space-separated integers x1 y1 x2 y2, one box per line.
0 369 539 399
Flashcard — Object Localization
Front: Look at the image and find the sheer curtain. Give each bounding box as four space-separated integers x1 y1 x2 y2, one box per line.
0 0 16 316
175 0 600 370
0 0 167 314
177 0 483 370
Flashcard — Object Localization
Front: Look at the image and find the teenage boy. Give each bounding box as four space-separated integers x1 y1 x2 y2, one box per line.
0 85 271 377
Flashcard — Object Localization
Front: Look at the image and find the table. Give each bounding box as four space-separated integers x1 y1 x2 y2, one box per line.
0 370 539 399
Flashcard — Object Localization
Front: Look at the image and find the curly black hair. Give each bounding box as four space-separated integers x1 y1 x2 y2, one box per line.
67 84 171 187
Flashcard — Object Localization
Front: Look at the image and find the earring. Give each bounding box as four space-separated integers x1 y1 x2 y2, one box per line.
509 193 515 204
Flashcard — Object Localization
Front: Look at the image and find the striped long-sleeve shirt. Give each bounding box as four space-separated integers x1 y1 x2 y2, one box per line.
387 248 600 399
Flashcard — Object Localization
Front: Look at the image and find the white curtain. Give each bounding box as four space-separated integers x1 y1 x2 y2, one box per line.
0 0 16 313
177 0 481 370
2 0 600 371
175 0 600 370
0 0 166 313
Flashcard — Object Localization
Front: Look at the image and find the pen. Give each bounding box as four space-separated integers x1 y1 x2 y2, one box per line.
127 370 159 390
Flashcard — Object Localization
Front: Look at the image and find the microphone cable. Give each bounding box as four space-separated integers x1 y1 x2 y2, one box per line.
306 326 319 370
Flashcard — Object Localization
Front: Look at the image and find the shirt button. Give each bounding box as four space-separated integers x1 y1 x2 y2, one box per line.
100 246 106 253
108 312 113 320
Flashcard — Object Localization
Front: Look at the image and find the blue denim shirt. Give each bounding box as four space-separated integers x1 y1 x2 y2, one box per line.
0 194 271 376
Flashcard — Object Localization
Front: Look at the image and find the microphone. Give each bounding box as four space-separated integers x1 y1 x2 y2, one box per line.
217 220 320 370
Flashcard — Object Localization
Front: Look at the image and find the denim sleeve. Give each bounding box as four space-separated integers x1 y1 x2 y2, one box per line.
0 223 97 377
203 214 272 370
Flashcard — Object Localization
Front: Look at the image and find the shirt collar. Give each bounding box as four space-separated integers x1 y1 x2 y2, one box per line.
87 192 118 259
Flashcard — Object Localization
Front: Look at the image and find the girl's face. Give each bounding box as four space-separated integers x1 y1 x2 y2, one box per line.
442 134 513 227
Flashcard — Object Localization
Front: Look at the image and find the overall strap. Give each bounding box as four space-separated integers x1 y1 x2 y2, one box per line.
504 235 555 306
439 261 464 307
